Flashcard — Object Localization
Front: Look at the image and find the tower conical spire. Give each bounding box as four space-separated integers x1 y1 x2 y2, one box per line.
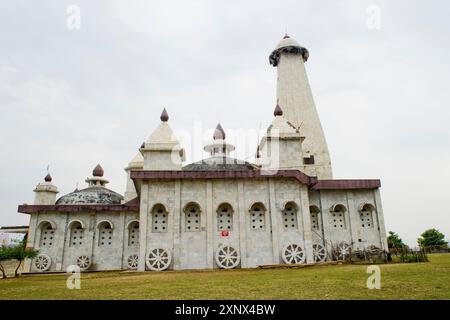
269 34 332 179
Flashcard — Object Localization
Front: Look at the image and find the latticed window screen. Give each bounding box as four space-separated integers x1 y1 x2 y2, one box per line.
250 204 265 231
152 205 168 233
359 204 375 228
98 222 113 246
70 223 84 247
185 204 201 232
310 209 320 231
330 205 346 229
282 203 298 230
128 221 139 245
39 223 54 247
217 204 233 231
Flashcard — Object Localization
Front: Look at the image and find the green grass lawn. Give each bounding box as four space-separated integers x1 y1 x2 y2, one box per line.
1 254 449 300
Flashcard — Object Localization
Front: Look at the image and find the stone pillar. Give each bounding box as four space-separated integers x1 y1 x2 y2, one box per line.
206 181 214 269
172 180 182 269
299 185 313 263
138 184 149 272
55 213 69 271
237 181 248 268
346 191 360 249
373 189 389 251
268 179 280 263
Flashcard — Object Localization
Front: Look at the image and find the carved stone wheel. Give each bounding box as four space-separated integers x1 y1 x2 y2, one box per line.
336 242 351 260
146 248 171 271
215 245 240 269
34 254 51 272
76 255 91 271
282 244 305 264
127 254 139 270
312 244 326 262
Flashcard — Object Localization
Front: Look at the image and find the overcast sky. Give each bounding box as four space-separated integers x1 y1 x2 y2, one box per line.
1 0 449 246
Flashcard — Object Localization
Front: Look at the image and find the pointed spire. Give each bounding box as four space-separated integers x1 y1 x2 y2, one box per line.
274 103 283 116
160 108 169 122
213 123 226 140
283 33 290 39
92 164 104 177
44 173 52 182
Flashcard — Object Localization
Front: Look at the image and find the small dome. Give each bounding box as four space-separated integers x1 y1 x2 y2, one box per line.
160 108 169 122
274 104 283 116
269 34 309 66
213 123 226 140
56 187 123 205
93 164 104 177
44 173 52 182
274 35 302 50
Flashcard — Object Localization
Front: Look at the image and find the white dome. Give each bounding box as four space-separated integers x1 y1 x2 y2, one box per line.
274 36 302 50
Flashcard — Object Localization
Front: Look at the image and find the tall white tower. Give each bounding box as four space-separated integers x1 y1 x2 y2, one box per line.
270 35 332 179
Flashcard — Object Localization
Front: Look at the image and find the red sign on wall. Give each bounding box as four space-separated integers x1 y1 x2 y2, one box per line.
220 230 229 237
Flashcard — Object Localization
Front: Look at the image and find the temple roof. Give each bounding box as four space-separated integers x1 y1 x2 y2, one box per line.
182 156 256 171
55 186 123 205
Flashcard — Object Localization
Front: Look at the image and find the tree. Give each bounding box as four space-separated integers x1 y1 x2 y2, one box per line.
387 231 405 249
0 245 13 279
418 228 448 248
9 237 38 277
0 238 39 279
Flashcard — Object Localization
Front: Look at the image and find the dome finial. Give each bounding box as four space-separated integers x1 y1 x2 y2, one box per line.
160 108 169 122
274 103 283 116
44 173 52 182
93 164 104 177
213 123 226 140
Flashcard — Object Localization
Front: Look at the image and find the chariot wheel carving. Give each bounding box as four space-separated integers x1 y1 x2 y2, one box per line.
336 242 351 260
127 254 139 270
215 245 240 269
34 254 51 272
76 255 91 271
146 248 171 271
282 244 305 264
312 244 326 262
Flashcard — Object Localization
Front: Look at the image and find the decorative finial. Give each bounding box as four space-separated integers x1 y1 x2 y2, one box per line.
44 173 52 182
160 108 169 122
256 146 261 159
283 34 290 39
213 123 226 140
140 141 145 149
93 164 104 177
274 104 283 116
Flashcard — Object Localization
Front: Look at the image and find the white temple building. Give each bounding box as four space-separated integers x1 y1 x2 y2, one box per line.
16 35 388 272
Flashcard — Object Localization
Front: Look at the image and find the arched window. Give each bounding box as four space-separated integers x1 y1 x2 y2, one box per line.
152 204 168 233
69 221 84 247
217 203 233 231
97 221 113 246
249 203 266 231
39 222 55 248
309 205 321 231
359 203 375 228
128 221 139 246
330 204 347 229
184 203 201 232
282 202 298 230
